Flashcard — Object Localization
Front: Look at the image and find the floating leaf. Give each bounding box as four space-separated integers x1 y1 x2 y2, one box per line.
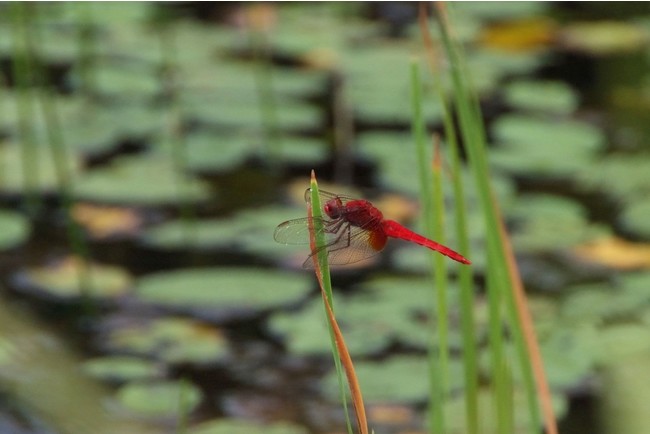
104 317 230 365
503 80 579 114
82 355 163 383
596 324 650 365
574 236 650 270
0 140 81 194
0 210 29 250
560 21 649 55
323 355 462 403
143 205 305 262
16 257 131 301
93 62 161 100
116 380 202 417
72 203 144 239
621 200 650 240
576 154 650 202
507 194 608 252
271 277 468 357
491 114 604 176
135 268 311 319
479 17 556 52
442 387 567 434
73 154 211 206
189 418 308 434
540 324 599 389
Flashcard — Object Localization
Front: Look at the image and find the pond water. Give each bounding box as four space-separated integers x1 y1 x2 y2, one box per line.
0 2 649 434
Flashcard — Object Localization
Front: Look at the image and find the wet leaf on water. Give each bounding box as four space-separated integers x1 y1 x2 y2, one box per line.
17 257 131 301
576 154 650 203
345 46 444 125
596 324 650 365
559 21 649 55
478 17 557 52
143 205 306 262
441 387 567 434
323 355 462 403
73 154 211 206
188 418 308 434
0 210 29 250
104 317 230 365
491 115 604 178
357 132 423 195
574 236 650 270
503 80 579 114
621 200 650 240
560 273 650 324
540 324 599 389
0 140 81 194
116 379 202 417
135 268 311 318
82 355 163 383
93 62 161 100
456 1 549 21
72 203 144 239
507 194 608 252
271 277 466 357
269 297 389 356
181 90 321 131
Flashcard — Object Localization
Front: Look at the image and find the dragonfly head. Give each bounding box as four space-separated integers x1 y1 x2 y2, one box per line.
323 197 344 219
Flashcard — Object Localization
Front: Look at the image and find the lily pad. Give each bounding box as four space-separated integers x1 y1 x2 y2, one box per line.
503 80 579 114
0 210 30 250
507 194 608 252
93 62 162 100
189 418 308 434
73 154 211 206
104 317 230 365
270 276 468 357
345 46 444 125
620 200 650 240
560 21 649 55
143 205 306 262
576 154 650 205
15 257 132 301
596 324 650 365
0 140 82 194
490 114 604 177
135 268 311 319
560 273 650 324
116 379 202 417
323 355 462 403
82 355 163 383
540 324 599 389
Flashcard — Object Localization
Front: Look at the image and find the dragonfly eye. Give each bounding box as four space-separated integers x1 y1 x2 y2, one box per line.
324 200 341 218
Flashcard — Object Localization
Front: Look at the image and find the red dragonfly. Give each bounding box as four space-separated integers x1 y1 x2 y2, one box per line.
274 189 471 268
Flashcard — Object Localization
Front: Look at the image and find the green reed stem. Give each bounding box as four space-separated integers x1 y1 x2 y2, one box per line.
27 4 94 299
410 60 447 434
438 73 479 434
11 2 41 217
308 179 354 434
436 4 540 433
157 21 197 246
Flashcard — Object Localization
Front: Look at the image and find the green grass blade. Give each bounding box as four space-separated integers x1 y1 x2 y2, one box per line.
410 60 448 434
435 4 541 433
308 175 354 434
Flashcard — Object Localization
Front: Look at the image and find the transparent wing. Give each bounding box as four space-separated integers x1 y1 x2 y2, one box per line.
303 188 358 207
302 218 386 268
273 217 314 245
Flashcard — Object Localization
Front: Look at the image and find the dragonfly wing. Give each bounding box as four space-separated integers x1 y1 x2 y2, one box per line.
273 218 313 245
274 216 349 246
303 222 386 268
